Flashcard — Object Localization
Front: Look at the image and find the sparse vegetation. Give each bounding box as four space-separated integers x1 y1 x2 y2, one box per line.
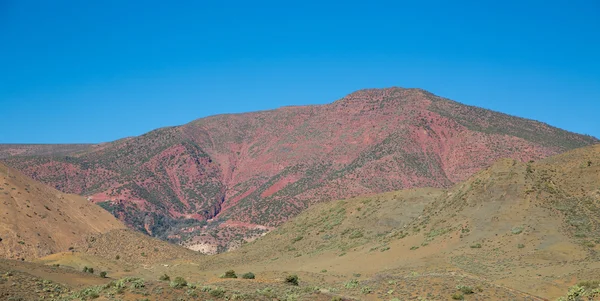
209 287 226 298
170 276 188 288
99 271 107 278
344 279 359 289
285 274 299 286
242 272 255 279
2 137 599 301
456 285 474 294
220 269 238 278
511 226 524 234
557 281 600 301
82 266 94 274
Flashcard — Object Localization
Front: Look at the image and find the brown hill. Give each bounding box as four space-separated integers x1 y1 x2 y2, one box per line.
2 88 598 252
0 162 125 260
184 144 600 300
73 229 201 265
3 145 599 300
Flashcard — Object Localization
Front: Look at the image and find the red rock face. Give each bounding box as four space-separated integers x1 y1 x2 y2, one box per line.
2 88 597 248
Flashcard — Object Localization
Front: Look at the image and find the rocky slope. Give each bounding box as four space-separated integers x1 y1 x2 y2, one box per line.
0 162 125 260
2 87 598 251
192 144 600 300
24 144 600 301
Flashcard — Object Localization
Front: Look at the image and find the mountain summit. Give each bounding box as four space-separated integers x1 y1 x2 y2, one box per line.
2 88 597 251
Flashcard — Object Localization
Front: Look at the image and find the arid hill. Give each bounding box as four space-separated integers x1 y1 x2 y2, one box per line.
0 162 125 260
186 144 600 300
2 145 600 300
2 88 598 251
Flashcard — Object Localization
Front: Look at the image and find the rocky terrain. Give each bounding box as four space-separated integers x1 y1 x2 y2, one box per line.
2 88 598 251
2 144 600 300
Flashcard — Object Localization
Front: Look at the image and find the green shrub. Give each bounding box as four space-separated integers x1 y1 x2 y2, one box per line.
99 271 107 278
452 292 464 300
170 277 187 288
457 285 474 294
88 292 100 299
82 266 94 274
470 243 482 249
511 226 524 234
209 287 226 298
159 274 170 281
242 272 255 279
361 286 372 294
517 244 525 249
186 289 198 297
129 278 145 289
285 274 299 286
557 284 600 301
344 279 359 289
220 270 237 278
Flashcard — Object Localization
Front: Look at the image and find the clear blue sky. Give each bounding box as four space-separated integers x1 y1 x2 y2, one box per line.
1 0 598 143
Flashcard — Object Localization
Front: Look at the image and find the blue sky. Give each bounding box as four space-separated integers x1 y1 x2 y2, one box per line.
0 0 598 143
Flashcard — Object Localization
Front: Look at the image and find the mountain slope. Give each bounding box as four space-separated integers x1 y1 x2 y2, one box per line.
0 144 93 159
2 87 598 251
190 144 600 300
0 162 125 260
3 144 599 301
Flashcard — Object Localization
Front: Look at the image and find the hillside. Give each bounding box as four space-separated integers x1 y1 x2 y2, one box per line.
0 162 125 260
2 87 598 251
185 144 600 300
19 145 600 301
0 144 93 159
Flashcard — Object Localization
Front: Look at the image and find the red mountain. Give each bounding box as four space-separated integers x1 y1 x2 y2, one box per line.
2 88 597 251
